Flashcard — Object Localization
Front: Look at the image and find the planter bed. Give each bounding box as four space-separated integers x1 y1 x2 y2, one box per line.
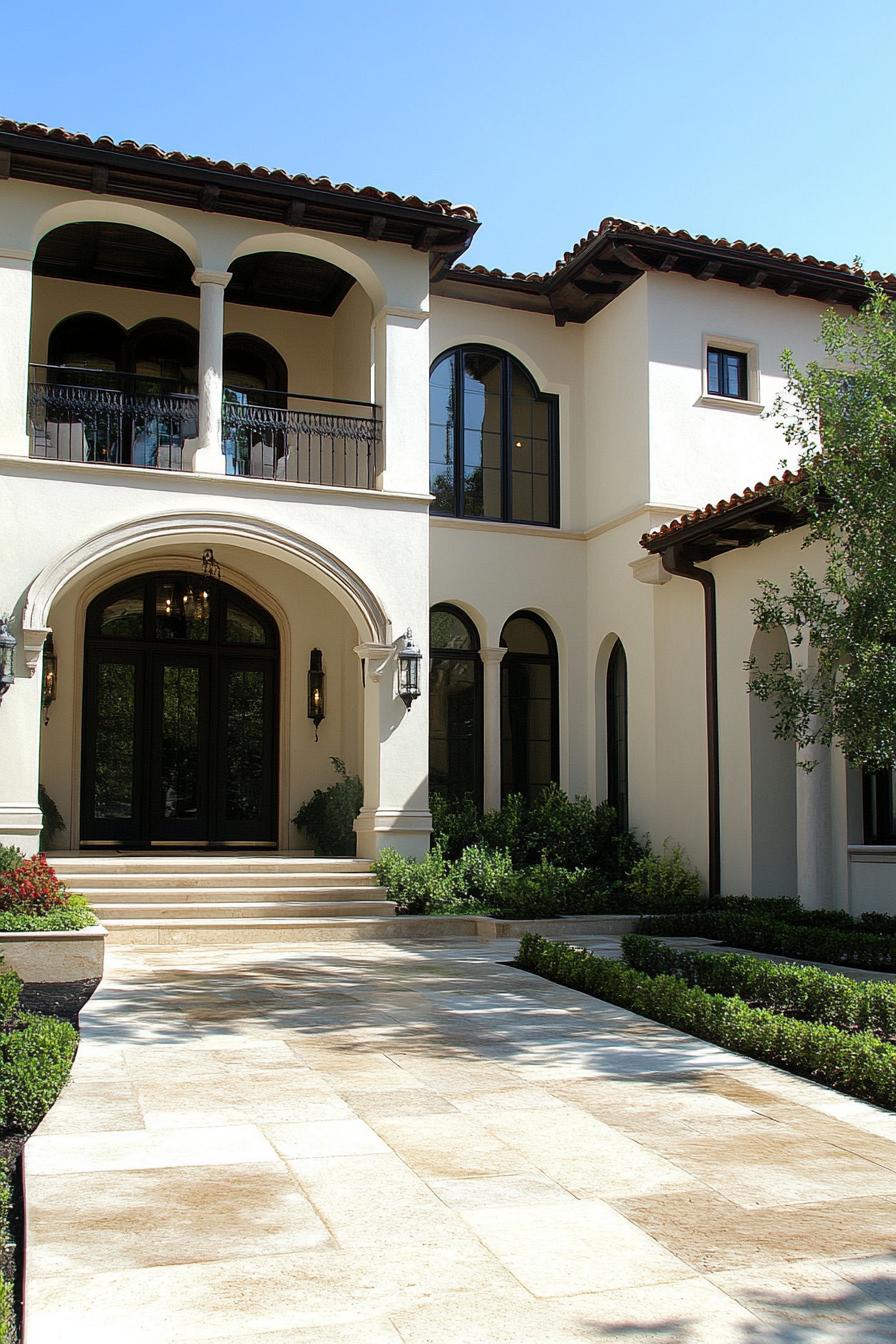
0 926 106 985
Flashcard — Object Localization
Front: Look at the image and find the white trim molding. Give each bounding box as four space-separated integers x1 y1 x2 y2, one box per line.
699 332 763 412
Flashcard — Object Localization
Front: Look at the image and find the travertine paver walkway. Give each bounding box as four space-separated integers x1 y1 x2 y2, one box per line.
26 936 896 1343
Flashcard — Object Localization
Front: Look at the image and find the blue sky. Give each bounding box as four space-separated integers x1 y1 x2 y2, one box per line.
2 0 894 277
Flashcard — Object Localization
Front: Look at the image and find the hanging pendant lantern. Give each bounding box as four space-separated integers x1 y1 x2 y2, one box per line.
0 618 16 703
42 634 58 724
307 648 326 740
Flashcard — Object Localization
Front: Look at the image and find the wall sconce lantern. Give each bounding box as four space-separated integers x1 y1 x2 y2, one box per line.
307 648 326 740
42 634 57 725
0 618 15 704
397 629 421 711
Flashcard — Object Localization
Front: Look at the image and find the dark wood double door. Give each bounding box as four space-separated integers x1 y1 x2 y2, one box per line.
81 572 278 848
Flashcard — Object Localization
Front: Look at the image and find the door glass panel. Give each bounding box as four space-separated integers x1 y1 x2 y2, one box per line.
94 662 136 818
225 603 268 646
223 667 265 821
99 588 144 639
160 663 201 820
155 578 211 641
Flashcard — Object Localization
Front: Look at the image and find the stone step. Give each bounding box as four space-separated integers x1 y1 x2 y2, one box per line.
93 900 397 920
77 885 388 902
58 871 378 889
102 915 483 946
51 855 369 873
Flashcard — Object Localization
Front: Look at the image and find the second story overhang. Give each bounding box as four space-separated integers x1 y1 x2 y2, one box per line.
0 118 480 278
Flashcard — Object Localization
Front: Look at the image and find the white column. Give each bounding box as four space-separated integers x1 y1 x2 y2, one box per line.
353 641 431 859
0 616 44 853
481 647 506 812
191 269 231 474
0 250 34 457
372 307 430 495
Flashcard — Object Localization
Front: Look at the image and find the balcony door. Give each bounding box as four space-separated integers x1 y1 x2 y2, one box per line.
80 572 278 848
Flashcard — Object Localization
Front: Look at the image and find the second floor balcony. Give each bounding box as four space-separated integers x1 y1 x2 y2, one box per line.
28 365 381 488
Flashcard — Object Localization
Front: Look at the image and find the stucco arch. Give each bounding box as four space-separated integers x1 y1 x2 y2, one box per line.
228 232 385 311
23 511 390 645
30 200 202 267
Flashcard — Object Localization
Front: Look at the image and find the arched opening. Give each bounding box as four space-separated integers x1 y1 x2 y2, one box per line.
222 332 289 478
38 313 199 468
606 639 629 830
500 611 559 801
430 345 559 526
429 605 483 805
749 625 797 896
34 221 196 295
81 571 279 849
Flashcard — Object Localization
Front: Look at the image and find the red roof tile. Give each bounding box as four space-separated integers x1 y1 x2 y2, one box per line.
0 118 479 221
639 469 807 549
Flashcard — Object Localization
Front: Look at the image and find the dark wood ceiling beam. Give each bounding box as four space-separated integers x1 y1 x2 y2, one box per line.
199 184 220 212
742 269 769 289
658 253 679 271
607 242 650 271
697 260 722 281
284 199 306 226
365 214 386 240
777 280 801 297
573 278 621 295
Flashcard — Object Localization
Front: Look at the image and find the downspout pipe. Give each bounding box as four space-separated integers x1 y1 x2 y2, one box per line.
661 543 721 896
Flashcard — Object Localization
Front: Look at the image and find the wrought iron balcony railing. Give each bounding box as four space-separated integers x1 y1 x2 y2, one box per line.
27 368 383 489
222 389 381 488
28 365 198 471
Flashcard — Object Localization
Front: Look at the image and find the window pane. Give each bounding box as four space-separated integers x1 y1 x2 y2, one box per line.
532 475 550 525
431 608 476 651
225 603 268 645
99 588 144 639
429 653 481 801
532 400 549 439
512 437 533 472
512 472 533 521
502 616 550 655
93 662 135 818
155 579 211 641
707 349 721 395
725 352 745 397
483 466 502 517
463 350 501 397
160 663 201 819
223 667 265 820
430 353 455 389
430 380 455 428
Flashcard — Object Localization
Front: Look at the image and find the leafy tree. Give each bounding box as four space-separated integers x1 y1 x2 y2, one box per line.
749 284 896 771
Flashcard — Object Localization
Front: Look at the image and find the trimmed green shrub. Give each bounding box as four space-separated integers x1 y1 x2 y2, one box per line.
38 783 65 851
626 842 703 913
0 1010 77 1132
621 935 896 1039
373 846 474 916
491 859 610 920
429 792 482 859
517 934 896 1110
0 973 22 1027
0 848 23 876
0 892 96 933
641 908 896 972
292 757 363 856
453 845 514 905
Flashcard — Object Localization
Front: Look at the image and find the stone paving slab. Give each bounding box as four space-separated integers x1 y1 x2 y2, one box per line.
24 937 896 1342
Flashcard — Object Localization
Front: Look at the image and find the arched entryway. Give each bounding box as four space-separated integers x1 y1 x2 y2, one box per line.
80 571 279 848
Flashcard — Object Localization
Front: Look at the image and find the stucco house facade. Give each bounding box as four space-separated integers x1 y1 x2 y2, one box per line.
0 117 892 915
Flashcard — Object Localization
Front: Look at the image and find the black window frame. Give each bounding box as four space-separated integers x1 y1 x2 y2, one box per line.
499 610 560 801
428 603 484 807
863 768 896 845
606 639 629 831
707 346 749 401
430 345 560 527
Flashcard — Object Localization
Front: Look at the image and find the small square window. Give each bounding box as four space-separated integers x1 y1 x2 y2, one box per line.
707 347 748 400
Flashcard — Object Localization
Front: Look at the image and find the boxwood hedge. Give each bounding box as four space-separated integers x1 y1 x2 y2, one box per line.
621 934 896 1039
640 908 896 972
516 933 896 1109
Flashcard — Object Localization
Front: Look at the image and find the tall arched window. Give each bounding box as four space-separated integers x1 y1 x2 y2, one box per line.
223 333 289 477
606 639 629 830
430 346 559 526
500 611 558 800
429 605 483 804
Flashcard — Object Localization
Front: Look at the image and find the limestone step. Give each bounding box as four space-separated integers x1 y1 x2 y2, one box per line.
51 855 369 874
58 871 379 890
102 915 483 946
93 899 397 920
76 884 387 901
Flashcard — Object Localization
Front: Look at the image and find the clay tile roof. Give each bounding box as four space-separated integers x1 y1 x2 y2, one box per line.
639 468 808 549
0 118 479 221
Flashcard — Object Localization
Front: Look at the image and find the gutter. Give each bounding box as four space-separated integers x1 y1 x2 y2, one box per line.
661 543 721 896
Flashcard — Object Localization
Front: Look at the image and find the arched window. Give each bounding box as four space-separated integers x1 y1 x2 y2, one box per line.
500 612 558 800
606 640 629 830
429 605 483 804
47 312 126 376
223 333 289 478
430 346 559 526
